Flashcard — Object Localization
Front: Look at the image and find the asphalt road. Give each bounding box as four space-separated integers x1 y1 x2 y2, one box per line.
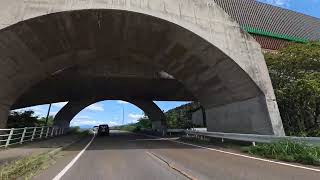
34 131 320 180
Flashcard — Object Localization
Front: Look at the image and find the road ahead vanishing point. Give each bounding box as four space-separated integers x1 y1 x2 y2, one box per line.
33 131 319 180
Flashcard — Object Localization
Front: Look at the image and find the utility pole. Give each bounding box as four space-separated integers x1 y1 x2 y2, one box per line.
45 103 52 126
122 104 125 125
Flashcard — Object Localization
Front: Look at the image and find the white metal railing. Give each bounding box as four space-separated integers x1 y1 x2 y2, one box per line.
0 126 67 148
185 130 320 146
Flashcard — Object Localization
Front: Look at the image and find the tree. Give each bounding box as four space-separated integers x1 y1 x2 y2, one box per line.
37 116 55 126
7 111 55 128
136 116 152 129
165 102 200 129
7 111 39 128
265 42 320 136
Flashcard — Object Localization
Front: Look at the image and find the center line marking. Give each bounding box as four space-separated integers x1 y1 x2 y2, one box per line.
53 135 96 180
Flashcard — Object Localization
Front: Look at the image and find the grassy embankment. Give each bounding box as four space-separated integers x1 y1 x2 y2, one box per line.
0 128 89 180
180 136 320 166
247 140 320 166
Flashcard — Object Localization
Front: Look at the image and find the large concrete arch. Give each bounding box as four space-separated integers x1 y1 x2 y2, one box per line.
53 99 166 131
0 0 284 135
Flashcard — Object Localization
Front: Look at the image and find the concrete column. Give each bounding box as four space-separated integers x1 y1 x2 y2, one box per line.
205 96 284 136
129 100 167 132
53 101 89 128
0 103 10 129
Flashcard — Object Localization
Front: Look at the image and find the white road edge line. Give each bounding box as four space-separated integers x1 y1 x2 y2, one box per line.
52 135 96 180
140 133 320 173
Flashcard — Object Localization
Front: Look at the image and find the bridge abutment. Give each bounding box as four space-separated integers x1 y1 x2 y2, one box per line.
205 96 284 136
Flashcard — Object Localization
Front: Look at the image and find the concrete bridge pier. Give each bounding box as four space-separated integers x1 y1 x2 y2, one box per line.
204 96 283 135
0 104 9 129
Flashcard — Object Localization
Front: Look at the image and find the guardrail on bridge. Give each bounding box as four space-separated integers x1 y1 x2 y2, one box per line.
0 126 67 148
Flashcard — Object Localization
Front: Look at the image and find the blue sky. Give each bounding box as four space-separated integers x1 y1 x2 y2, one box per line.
257 0 320 18
15 101 189 128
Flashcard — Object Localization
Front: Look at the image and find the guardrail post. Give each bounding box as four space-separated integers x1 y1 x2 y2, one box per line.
40 127 44 139
221 138 224 143
51 127 55 137
252 142 256 146
20 127 27 144
31 127 37 141
46 127 50 138
56 128 59 136
5 128 14 148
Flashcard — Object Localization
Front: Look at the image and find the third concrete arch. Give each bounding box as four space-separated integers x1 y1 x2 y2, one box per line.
54 99 166 131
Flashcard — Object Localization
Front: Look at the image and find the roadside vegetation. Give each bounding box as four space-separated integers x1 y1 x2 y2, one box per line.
0 151 61 180
265 42 320 136
247 140 320 166
0 126 89 179
115 116 152 132
7 110 54 128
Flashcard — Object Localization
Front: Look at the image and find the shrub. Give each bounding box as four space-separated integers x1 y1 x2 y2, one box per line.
248 140 320 166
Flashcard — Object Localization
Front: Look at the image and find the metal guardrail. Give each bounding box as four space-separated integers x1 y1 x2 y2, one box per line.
0 126 67 148
185 130 320 146
137 128 320 146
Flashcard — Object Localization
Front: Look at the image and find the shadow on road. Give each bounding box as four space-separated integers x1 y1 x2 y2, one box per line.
70 131 199 151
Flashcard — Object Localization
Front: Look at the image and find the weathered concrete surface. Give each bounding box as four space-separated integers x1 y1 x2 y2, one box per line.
192 109 205 127
206 96 281 134
11 60 195 108
0 104 9 129
54 99 166 131
0 0 284 135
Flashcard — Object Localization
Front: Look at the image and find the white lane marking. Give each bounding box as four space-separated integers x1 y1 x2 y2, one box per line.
52 135 96 180
140 133 320 173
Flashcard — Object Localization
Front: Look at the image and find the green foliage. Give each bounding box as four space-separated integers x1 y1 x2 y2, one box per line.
7 111 55 128
165 102 201 129
115 116 152 132
7 111 39 128
248 140 320 166
136 117 152 129
265 42 320 136
117 125 139 132
37 116 54 127
69 126 82 134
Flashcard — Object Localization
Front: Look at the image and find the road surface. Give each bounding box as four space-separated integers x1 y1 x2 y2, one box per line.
34 131 319 180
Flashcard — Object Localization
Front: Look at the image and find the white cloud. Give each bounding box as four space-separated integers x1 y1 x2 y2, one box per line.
70 119 101 127
260 0 291 7
70 117 119 127
128 113 144 123
117 100 129 104
13 105 47 117
75 115 91 119
53 102 68 108
108 121 119 126
86 103 104 112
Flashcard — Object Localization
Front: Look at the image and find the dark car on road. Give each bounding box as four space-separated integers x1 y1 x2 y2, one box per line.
98 124 110 136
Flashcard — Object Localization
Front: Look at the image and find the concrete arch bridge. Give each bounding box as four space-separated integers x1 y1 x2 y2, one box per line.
0 0 284 136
